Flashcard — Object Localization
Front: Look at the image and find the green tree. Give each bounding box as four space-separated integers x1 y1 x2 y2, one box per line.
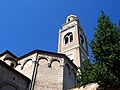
77 60 93 86
90 11 120 89
77 11 120 90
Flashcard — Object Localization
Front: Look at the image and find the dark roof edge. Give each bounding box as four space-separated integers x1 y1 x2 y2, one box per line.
18 49 65 60
0 60 30 81
18 49 78 69
0 49 78 69
0 50 18 58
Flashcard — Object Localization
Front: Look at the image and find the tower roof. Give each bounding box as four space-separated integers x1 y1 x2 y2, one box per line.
67 14 77 19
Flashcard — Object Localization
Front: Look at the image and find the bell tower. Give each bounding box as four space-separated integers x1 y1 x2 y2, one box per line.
58 14 89 67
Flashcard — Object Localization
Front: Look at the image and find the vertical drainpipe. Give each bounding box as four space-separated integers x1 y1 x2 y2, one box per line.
29 52 39 90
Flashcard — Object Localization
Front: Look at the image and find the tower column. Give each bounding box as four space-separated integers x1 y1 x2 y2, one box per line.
58 14 89 67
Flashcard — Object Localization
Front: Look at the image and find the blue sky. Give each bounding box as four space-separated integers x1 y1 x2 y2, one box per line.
0 0 120 57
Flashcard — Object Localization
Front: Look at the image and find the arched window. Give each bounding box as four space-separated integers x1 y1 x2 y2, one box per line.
68 18 70 22
64 32 73 45
80 34 84 44
70 34 73 42
64 36 69 44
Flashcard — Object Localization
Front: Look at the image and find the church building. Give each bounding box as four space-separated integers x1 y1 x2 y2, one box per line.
0 14 89 90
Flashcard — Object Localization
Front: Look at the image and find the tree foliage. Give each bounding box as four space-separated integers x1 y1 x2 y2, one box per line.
91 11 120 88
77 11 120 89
77 60 93 86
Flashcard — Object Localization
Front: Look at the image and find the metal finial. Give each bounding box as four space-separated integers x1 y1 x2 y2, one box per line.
70 11 74 15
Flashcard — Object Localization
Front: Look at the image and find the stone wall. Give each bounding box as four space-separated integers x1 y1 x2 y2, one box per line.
0 50 77 90
63 57 77 90
15 50 77 90
0 61 30 90
33 54 64 90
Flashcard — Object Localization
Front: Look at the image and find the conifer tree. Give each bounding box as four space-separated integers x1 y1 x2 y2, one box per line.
78 11 120 89
90 11 120 89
